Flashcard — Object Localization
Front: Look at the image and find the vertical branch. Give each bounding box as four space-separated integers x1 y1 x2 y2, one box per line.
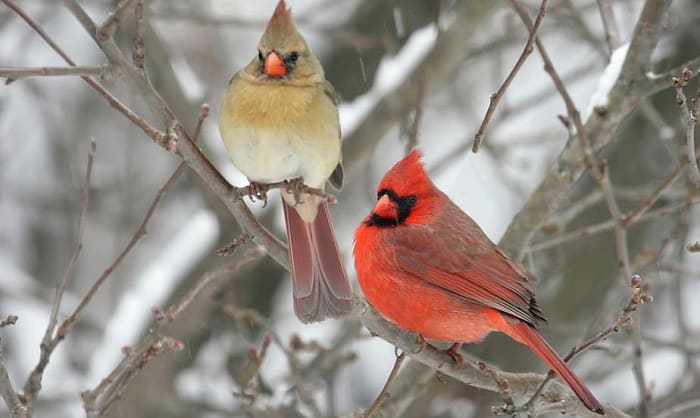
0 337 28 418
405 74 425 155
22 138 95 404
132 0 146 75
672 70 700 189
596 0 622 52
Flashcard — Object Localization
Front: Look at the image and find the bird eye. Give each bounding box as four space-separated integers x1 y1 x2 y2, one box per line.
258 50 264 61
404 196 417 207
288 51 299 63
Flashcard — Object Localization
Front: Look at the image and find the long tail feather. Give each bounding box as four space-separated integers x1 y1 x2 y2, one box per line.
283 200 352 323
509 321 604 414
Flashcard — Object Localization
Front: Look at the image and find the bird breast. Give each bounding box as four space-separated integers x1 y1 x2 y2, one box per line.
220 77 340 189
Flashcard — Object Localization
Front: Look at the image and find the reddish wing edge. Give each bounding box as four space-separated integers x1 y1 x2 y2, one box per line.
391 201 545 327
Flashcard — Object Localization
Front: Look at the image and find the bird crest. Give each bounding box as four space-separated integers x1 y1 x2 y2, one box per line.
378 149 434 198
261 0 301 46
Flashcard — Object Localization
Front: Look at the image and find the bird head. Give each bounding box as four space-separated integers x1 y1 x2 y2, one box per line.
364 149 439 227
247 0 324 84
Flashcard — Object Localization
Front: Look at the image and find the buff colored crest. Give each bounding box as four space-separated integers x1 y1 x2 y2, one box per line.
260 0 305 49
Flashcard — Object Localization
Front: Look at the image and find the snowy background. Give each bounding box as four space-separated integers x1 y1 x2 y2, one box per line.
1 0 699 417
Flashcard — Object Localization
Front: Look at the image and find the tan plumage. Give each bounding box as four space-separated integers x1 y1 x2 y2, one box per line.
219 0 351 322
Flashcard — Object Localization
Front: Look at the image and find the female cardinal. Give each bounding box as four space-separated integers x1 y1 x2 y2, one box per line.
220 0 351 322
353 150 604 414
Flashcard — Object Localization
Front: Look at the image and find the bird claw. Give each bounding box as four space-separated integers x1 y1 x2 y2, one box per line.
413 334 427 354
419 339 464 369
284 177 305 206
444 343 464 369
248 182 268 207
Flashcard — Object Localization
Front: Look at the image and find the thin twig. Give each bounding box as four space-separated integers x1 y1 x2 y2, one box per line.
216 233 253 257
97 0 137 41
672 69 700 189
472 0 548 153
511 0 633 279
633 55 700 96
405 74 426 155
656 398 700 418
159 247 265 322
531 197 699 252
132 0 145 75
600 161 633 277
0 65 110 83
479 362 516 415
55 102 210 340
596 0 622 53
623 157 692 226
2 0 165 143
22 138 95 404
362 351 407 418
0 337 28 418
533 145 700 252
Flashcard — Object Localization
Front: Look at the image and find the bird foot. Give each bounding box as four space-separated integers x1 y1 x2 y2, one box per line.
248 182 268 207
413 337 464 369
413 334 427 354
443 343 464 369
284 177 305 206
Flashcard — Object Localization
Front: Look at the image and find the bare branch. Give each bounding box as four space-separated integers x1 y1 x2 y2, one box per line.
96 0 137 41
620 0 673 83
473 0 548 152
633 55 700 95
672 69 700 189
0 337 28 418
596 0 622 52
22 138 95 404
159 247 265 323
132 0 145 75
405 73 426 155
216 233 253 257
0 65 110 83
362 351 406 418
500 0 672 260
531 197 700 252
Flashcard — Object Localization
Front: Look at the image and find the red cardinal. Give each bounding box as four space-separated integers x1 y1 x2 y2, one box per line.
353 150 604 414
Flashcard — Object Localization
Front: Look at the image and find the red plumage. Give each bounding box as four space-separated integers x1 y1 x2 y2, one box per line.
353 149 604 414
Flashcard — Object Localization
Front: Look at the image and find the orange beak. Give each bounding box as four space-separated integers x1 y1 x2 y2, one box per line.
373 194 398 220
263 51 287 77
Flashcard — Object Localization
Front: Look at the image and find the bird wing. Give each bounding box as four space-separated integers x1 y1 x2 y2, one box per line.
390 200 546 327
322 79 344 190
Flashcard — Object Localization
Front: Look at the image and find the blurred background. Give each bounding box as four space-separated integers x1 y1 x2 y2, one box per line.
1 0 699 417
